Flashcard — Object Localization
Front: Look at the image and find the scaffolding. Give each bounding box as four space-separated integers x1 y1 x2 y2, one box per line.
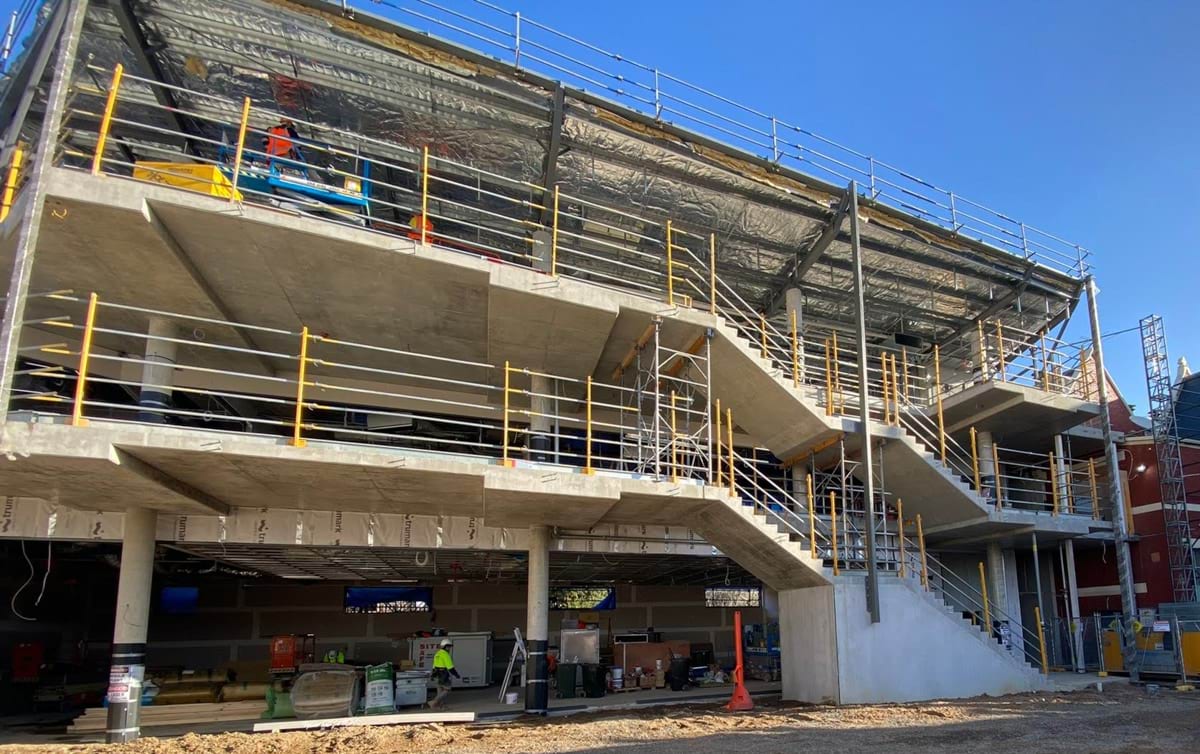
1140 314 1199 603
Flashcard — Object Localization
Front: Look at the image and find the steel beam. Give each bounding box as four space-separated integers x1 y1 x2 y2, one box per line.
111 0 197 153
764 193 851 314
537 85 566 226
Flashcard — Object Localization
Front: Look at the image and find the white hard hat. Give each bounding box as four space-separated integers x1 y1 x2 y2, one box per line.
440 639 453 648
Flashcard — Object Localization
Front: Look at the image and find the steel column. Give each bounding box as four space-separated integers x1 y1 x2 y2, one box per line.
849 182 880 623
1085 276 1139 681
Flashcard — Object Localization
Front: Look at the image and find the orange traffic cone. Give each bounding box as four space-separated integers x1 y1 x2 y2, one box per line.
725 609 754 711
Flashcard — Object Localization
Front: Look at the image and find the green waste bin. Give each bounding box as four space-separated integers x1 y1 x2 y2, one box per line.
556 662 579 698
581 664 606 698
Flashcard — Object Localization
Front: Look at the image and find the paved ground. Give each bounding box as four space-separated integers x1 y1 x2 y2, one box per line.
1 682 1196 754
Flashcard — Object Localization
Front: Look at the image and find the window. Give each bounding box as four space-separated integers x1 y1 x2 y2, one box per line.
549 586 616 610
344 586 433 614
705 586 760 608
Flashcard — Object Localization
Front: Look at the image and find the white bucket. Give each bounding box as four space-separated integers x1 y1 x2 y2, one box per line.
505 691 519 705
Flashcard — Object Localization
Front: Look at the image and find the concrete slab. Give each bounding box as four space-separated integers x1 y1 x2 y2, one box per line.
941 381 1100 449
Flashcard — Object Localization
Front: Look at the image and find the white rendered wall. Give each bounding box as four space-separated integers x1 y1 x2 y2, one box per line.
781 576 1044 705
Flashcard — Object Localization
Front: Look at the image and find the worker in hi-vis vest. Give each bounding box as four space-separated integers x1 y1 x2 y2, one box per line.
428 639 460 708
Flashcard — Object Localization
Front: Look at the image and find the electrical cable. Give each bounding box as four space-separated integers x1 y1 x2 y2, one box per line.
35 540 50 606
10 540 37 621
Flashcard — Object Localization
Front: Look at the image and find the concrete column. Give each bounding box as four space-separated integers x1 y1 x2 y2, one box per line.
529 374 552 462
524 525 550 715
791 463 806 510
986 542 1007 633
977 430 996 504
1002 549 1024 654
105 507 157 743
784 287 804 379
1064 539 1085 672
138 317 177 423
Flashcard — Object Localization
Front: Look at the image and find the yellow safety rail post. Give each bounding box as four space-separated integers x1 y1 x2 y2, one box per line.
1034 606 1049 674
665 221 675 306
714 398 722 487
1049 451 1060 515
584 376 594 474
897 498 906 578
0 145 24 223
1066 461 1075 514
831 330 842 413
880 353 891 425
830 490 839 576
901 346 910 402
823 338 833 417
708 233 717 316
92 64 124 175
290 326 310 447
790 309 799 387
890 353 900 422
934 344 946 464
1039 332 1049 389
551 185 560 276
1079 346 1090 399
995 322 1007 382
420 146 430 246
992 442 1003 510
970 427 981 492
977 320 988 379
759 314 767 359
806 473 817 559
979 561 991 631
70 292 99 427
670 390 679 483
229 96 252 201
502 360 511 464
1089 458 1100 520
726 407 734 496
917 513 928 590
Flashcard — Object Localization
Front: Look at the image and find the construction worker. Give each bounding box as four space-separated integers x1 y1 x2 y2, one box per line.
264 118 300 162
408 211 434 242
428 639 459 708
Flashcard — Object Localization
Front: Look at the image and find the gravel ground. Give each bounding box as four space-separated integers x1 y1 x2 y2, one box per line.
3 685 1197 754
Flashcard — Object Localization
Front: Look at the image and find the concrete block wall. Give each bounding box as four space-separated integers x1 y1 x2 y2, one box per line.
142 581 750 673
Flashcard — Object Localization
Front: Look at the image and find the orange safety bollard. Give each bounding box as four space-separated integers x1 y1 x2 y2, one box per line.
725 609 754 712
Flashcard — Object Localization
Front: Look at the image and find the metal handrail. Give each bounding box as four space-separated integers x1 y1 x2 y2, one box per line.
354 0 1090 278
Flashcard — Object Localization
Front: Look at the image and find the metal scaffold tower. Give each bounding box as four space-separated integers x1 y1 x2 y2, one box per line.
1139 314 1199 603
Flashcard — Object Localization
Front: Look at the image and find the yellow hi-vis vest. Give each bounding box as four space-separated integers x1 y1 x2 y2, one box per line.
433 648 455 671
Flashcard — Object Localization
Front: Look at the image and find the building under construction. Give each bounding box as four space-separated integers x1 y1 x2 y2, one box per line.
0 0 1160 741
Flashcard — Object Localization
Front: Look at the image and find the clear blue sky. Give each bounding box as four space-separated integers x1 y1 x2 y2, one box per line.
5 0 1197 411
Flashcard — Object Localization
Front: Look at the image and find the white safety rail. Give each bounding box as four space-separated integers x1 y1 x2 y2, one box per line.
347 0 1091 278
11 292 714 483
991 445 1108 519
60 64 1107 508
906 546 1049 673
940 321 1089 399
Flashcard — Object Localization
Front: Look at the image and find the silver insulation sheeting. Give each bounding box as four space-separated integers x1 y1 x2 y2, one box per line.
62 0 1078 347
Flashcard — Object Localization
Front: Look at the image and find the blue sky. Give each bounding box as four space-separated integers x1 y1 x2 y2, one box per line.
4 0 1196 411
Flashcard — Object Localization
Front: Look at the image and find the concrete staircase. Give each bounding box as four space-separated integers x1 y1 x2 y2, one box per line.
707 316 994 528
899 574 1045 680
691 489 830 589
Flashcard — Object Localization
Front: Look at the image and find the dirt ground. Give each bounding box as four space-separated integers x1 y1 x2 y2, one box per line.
3 685 1198 754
